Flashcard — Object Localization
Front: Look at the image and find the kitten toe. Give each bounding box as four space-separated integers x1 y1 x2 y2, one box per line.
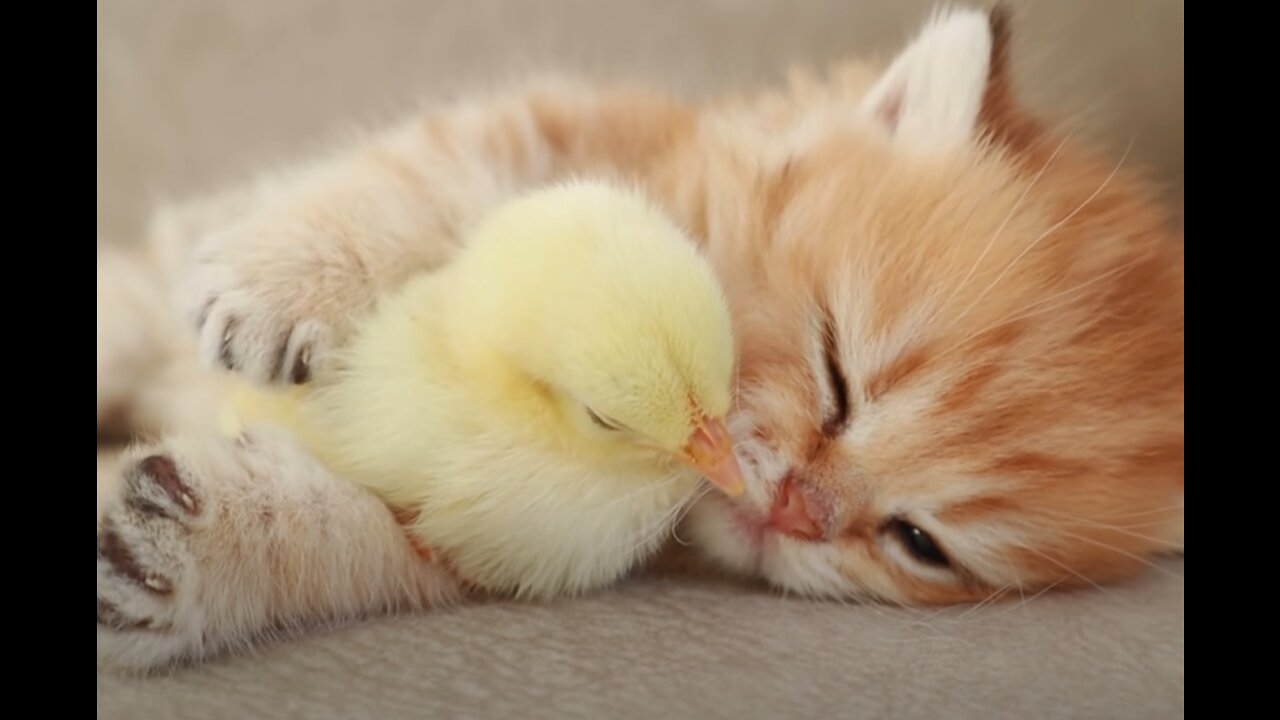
97 451 208 672
126 454 201 517
191 283 336 385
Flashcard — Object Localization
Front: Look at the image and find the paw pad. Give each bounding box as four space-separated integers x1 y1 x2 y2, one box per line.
138 455 200 515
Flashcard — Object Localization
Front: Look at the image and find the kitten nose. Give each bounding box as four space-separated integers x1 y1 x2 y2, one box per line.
767 474 827 541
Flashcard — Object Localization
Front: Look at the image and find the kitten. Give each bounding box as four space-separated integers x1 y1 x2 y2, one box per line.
96 6 1183 671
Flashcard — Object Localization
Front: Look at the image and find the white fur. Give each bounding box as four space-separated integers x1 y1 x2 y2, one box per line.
859 7 993 147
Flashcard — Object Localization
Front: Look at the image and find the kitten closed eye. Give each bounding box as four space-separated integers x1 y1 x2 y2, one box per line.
820 315 851 436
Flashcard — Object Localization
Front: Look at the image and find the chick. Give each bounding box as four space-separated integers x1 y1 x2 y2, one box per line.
227 180 743 599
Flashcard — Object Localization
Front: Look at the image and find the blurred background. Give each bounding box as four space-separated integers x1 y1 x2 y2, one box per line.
97 0 1183 247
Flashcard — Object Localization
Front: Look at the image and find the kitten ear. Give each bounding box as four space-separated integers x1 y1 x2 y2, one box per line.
859 6 1012 148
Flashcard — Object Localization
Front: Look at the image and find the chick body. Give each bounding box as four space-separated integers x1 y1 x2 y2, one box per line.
229 181 736 599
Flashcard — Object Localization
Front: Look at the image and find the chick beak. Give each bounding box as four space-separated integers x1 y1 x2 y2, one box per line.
681 415 745 497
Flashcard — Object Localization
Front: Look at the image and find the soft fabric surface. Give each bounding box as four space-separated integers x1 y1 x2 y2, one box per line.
98 562 1184 719
96 1 1184 717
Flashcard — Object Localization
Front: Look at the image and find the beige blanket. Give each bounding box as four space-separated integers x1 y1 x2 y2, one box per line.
98 563 1184 719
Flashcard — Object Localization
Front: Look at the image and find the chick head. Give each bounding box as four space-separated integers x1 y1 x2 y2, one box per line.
453 180 744 495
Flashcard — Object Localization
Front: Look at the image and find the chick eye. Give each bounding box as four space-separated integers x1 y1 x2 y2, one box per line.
885 518 950 567
586 407 622 431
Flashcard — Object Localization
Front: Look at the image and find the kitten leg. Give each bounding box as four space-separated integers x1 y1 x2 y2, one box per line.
96 425 462 673
182 114 520 386
185 81 693 385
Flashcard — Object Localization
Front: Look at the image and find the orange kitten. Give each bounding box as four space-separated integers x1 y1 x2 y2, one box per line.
677 9 1183 604
96 6 1182 671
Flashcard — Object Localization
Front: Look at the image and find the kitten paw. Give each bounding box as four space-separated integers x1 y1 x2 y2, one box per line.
97 452 209 672
185 227 374 385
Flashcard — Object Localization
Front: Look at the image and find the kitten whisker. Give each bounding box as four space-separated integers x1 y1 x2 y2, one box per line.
1021 506 1183 548
932 252 1150 365
1085 502 1186 521
936 133 1073 324
947 136 1135 330
1006 541 1117 599
594 472 681 513
1013 577 1066 612
954 584 1014 621
973 576 1065 625
671 483 718 546
624 476 709 560
1052 530 1184 580
1001 552 1028 606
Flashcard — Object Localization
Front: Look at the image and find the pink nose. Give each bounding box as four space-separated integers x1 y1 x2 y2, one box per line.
767 475 826 541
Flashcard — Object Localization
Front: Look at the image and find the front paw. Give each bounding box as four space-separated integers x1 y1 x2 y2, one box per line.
97 453 208 672
185 226 374 385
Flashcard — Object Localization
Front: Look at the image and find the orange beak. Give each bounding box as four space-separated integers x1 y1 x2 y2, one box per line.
681 415 745 497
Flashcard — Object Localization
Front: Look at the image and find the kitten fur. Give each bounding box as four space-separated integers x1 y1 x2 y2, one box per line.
96 6 1183 672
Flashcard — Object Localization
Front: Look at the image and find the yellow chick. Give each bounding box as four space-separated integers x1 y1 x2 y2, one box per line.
227 180 743 600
